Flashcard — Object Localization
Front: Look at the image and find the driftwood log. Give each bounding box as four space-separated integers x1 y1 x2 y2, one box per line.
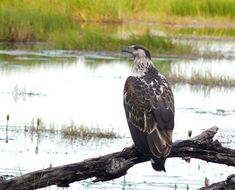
199 174 235 190
0 126 235 190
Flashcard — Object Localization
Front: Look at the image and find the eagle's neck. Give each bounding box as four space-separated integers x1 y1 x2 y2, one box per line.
131 57 154 77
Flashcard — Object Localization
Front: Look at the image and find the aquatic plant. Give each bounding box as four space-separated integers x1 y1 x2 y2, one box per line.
22 119 118 139
166 71 235 87
23 118 46 134
5 114 9 143
61 122 118 139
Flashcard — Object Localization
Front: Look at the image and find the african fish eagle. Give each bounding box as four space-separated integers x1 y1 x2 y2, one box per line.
122 45 175 172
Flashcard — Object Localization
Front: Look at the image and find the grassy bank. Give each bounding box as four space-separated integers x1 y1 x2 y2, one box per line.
0 0 235 52
50 29 193 54
74 0 235 23
0 3 192 54
2 0 234 23
1 0 235 24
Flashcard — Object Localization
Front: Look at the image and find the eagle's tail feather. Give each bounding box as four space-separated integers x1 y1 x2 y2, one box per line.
151 158 166 172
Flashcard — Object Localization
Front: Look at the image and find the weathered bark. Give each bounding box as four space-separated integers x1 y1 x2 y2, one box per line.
0 126 235 190
199 174 235 190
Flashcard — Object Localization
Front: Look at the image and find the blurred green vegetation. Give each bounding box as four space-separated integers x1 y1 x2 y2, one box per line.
166 27 235 38
51 29 193 54
0 0 235 53
168 0 235 18
1 0 234 23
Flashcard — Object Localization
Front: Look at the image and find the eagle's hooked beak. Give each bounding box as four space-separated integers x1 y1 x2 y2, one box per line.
122 46 134 54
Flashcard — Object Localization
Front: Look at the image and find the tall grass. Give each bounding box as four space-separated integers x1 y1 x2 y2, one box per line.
1 0 235 28
0 0 73 42
168 0 235 18
165 69 235 87
0 0 235 51
165 27 235 38
68 0 235 22
69 0 235 21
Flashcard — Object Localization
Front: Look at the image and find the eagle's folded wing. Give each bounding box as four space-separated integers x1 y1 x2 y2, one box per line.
124 75 174 157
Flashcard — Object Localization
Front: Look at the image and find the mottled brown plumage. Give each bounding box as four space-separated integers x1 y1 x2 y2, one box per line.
122 45 174 171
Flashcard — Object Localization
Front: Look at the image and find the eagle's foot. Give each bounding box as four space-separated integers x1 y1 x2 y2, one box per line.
122 144 136 152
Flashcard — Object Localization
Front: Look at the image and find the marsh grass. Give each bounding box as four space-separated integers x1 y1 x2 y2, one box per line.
1 0 235 52
167 72 235 87
1 0 235 25
190 73 235 87
61 122 118 139
166 27 235 38
51 29 192 54
167 0 235 18
0 4 74 42
0 52 77 66
155 60 235 87
24 118 46 134
23 119 118 139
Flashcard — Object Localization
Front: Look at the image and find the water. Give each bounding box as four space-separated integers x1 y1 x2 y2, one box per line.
0 48 235 190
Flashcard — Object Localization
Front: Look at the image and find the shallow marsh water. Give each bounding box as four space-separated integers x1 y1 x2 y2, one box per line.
0 46 235 190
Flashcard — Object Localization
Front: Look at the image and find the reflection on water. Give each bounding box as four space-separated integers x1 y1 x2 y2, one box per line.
0 50 235 190
11 84 46 103
171 58 235 80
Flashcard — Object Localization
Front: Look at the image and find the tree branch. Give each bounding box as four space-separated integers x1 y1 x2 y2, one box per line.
198 174 235 190
0 126 235 190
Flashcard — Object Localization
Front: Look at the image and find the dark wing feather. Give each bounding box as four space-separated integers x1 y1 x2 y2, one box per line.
123 74 174 158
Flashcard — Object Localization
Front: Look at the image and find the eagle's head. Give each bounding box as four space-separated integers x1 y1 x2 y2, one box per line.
122 45 154 76
122 45 151 60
